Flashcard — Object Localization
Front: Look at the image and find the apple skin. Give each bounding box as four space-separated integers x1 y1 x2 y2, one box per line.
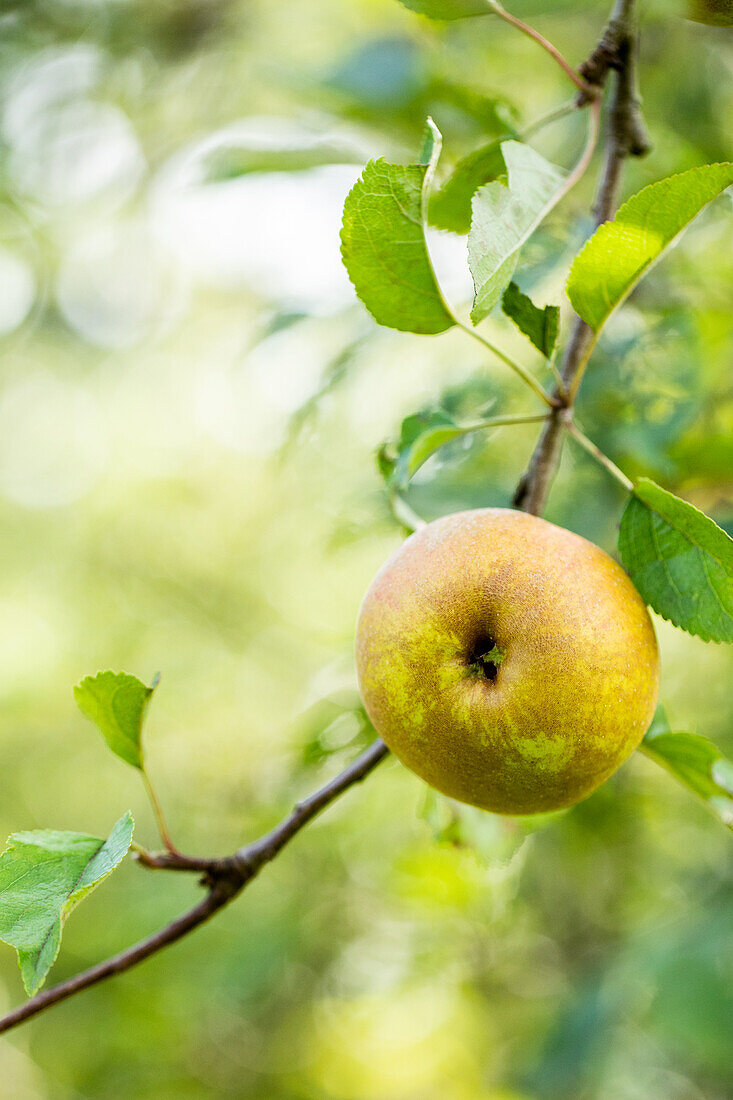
687 0 733 24
356 509 660 815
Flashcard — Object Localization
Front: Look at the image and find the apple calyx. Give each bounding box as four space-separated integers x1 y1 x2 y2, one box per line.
467 637 505 681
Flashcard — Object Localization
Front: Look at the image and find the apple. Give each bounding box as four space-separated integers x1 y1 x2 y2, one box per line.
687 0 733 24
356 509 660 814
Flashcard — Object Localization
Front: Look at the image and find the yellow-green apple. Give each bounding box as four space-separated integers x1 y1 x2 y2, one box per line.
687 0 733 23
356 509 660 814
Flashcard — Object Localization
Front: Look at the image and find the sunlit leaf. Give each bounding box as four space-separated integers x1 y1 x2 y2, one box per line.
619 479 733 642
74 671 158 769
501 281 559 357
0 813 134 995
341 152 454 334
567 163 733 333
468 141 565 324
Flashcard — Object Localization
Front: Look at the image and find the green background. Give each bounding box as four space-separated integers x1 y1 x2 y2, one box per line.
0 0 730 1096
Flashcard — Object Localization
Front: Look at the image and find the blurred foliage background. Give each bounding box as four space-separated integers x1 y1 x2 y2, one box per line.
0 0 730 1096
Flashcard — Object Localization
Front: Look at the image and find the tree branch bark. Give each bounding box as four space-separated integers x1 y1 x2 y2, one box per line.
513 0 649 516
0 739 388 1034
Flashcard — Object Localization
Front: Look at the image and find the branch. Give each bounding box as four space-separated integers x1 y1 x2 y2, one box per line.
513 0 650 516
0 738 389 1034
231 738 389 874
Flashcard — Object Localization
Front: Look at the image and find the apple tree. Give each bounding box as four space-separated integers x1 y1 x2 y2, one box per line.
0 0 731 1042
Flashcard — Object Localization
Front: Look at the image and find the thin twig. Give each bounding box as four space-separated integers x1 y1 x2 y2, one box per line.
566 422 633 491
142 771 181 856
488 1 597 97
519 98 578 141
231 739 389 873
454 320 556 406
546 96 602 219
0 740 389 1033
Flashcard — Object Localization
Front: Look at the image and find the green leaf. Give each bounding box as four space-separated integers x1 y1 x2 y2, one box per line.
0 813 134 995
567 163 733 333
382 410 463 489
642 728 733 831
468 141 565 324
378 404 508 490
341 153 454 334
501 281 559 357
618 478 733 643
397 0 490 19
74 671 158 769
429 139 507 233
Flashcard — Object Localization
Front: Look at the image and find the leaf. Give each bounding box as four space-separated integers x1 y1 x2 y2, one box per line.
0 813 134 995
74 671 158 769
397 0 490 19
378 405 503 490
642 728 733 831
501 281 559 357
468 141 566 324
618 479 733 643
429 139 507 233
381 410 462 489
567 163 733 333
341 153 454 334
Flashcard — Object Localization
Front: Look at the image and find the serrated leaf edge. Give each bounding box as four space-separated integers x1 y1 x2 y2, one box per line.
339 157 454 335
621 480 733 644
